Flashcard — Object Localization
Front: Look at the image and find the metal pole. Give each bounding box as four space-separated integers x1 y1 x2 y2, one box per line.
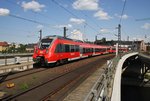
95 35 97 44
118 24 121 46
95 35 97 41
116 43 118 56
39 29 42 40
5 54 7 66
64 27 67 38
118 24 121 57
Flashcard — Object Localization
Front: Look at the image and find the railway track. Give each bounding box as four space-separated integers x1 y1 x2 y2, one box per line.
0 67 48 83
0 54 115 101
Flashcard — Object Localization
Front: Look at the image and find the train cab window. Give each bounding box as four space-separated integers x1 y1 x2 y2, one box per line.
39 38 53 49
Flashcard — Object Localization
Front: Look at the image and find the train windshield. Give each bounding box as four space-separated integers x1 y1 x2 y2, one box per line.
39 38 53 49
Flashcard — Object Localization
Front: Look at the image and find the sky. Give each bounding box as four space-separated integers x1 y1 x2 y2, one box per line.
0 0 150 44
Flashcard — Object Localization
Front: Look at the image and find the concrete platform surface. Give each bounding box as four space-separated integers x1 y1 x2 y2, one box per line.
63 64 106 101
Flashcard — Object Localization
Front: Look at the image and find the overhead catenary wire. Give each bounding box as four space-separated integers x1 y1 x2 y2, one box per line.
9 14 50 26
68 0 102 29
5 0 61 25
58 0 117 35
119 0 127 24
51 0 100 34
6 0 100 34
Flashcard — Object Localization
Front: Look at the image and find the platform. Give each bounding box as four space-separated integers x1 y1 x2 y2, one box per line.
63 63 106 101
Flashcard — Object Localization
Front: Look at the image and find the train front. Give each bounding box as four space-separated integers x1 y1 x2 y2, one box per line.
33 37 54 65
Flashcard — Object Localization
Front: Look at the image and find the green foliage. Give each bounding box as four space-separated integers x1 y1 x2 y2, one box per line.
101 37 106 43
6 44 27 53
20 83 29 91
32 76 37 80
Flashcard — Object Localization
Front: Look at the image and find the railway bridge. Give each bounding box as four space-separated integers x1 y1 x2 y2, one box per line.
0 52 149 101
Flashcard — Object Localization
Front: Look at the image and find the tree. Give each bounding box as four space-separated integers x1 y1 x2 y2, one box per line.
101 37 106 43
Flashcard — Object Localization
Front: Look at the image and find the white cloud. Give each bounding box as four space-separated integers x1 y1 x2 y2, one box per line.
21 1 45 12
94 9 112 20
70 18 85 24
54 24 72 29
141 23 150 30
37 25 44 29
115 14 128 19
72 0 99 10
100 28 110 33
121 14 128 19
0 8 10 16
70 29 84 41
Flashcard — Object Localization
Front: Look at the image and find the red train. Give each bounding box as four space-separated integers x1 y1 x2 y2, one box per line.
33 35 113 66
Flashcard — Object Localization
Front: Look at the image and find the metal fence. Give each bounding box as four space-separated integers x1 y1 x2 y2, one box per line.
84 56 120 101
0 55 33 66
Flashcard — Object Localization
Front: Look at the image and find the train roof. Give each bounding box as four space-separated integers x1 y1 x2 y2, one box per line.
43 35 112 48
43 35 84 43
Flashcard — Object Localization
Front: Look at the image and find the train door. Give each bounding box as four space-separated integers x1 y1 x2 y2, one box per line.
55 43 64 60
93 48 96 55
79 46 83 57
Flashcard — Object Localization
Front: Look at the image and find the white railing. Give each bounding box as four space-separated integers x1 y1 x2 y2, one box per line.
0 56 33 66
84 58 118 101
84 52 138 101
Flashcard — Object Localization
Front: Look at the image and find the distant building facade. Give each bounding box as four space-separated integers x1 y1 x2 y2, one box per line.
0 42 9 52
94 40 142 51
140 40 150 52
26 43 37 52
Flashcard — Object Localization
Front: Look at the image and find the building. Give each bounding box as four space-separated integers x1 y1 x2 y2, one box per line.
26 43 37 53
94 40 142 51
0 42 9 52
140 40 150 52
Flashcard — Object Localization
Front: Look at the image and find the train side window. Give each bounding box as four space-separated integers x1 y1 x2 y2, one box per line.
95 48 98 52
70 45 75 52
55 44 62 53
65 44 70 52
61 44 65 52
91 48 93 52
75 45 79 52
83 48 86 53
87 48 90 53
55 44 65 53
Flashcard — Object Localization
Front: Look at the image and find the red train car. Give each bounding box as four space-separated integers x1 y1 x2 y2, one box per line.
109 46 128 53
33 35 111 66
109 46 116 53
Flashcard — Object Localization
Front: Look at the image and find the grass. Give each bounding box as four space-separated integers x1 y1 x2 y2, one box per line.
20 83 29 91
